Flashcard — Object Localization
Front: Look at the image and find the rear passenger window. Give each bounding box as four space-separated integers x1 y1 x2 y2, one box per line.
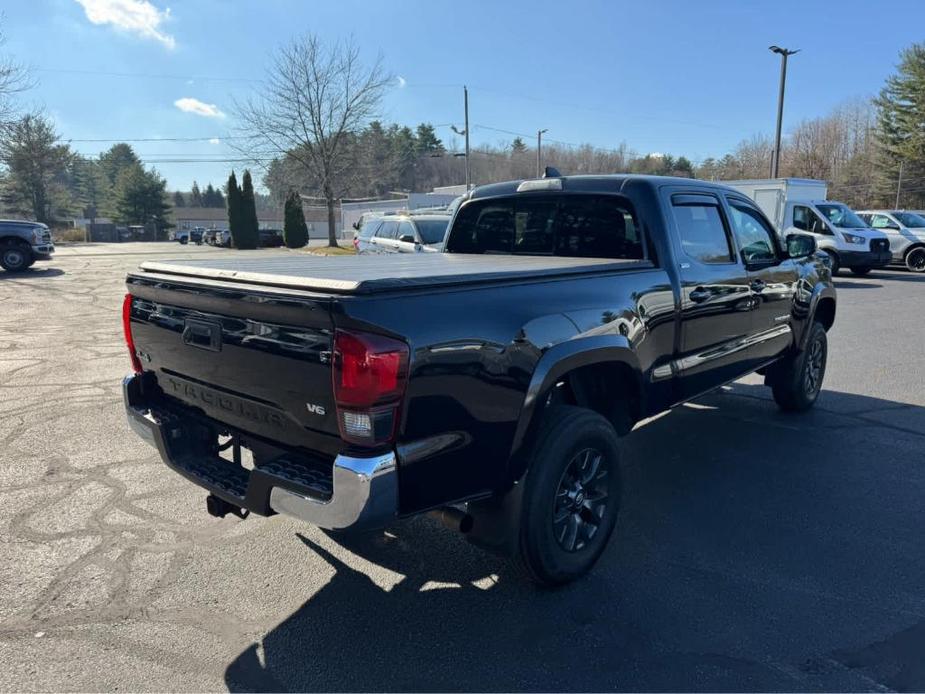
446 195 644 259
671 200 734 264
376 221 398 239
359 221 380 239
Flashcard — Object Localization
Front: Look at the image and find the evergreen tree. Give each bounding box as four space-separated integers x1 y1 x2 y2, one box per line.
113 165 171 231
414 123 444 155
511 137 527 154
190 180 203 207
98 143 141 187
226 170 243 247
172 190 186 207
875 43 925 207
204 182 223 207
0 112 73 223
283 190 308 248
238 169 260 248
72 156 109 221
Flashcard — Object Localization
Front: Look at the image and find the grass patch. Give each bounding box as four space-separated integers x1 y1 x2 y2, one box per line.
307 245 355 256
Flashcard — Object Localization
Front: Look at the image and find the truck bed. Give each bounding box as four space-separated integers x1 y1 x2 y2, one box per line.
136 253 653 295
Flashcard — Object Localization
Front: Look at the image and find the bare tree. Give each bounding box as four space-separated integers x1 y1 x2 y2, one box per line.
0 22 31 132
235 34 391 246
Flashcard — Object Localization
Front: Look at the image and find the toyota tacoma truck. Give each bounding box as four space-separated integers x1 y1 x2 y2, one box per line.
122 174 836 585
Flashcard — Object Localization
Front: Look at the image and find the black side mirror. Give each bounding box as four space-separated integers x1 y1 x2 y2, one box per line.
786 233 816 259
398 234 415 244
352 221 360 230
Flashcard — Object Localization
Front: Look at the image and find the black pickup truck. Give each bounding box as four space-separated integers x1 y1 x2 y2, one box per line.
122 174 835 585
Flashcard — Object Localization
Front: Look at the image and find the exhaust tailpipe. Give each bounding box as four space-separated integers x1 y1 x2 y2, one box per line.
429 506 474 534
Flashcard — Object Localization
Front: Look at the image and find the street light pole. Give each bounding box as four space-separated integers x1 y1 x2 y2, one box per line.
536 129 548 177
769 45 799 179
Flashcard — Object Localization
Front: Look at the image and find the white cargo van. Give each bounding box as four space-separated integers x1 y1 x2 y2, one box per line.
724 178 891 276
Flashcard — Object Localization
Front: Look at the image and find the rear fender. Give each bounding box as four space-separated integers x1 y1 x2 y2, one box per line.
508 335 641 468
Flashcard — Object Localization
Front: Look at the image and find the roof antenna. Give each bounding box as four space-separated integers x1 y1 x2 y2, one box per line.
543 166 561 178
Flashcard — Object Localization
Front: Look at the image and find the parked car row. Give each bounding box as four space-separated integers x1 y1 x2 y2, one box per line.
173 228 284 249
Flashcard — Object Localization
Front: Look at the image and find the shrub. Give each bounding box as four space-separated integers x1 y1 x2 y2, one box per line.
283 190 308 248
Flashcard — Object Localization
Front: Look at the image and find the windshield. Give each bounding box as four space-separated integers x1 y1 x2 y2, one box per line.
894 212 925 228
816 203 867 229
414 219 450 245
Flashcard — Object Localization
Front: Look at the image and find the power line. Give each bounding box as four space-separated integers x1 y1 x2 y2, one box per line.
35 67 260 83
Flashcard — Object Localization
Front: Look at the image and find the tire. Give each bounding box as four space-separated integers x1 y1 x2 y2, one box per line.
905 246 925 273
770 321 827 412
823 250 840 276
850 266 872 276
515 405 622 586
0 243 32 272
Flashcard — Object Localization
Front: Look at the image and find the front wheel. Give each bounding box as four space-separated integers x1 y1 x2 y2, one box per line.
823 251 840 276
850 266 872 276
770 321 827 412
0 243 32 272
516 405 622 586
905 247 925 273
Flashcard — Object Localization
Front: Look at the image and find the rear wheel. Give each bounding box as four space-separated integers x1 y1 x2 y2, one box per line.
905 247 925 273
770 321 827 412
0 243 32 272
850 266 872 276
515 405 622 586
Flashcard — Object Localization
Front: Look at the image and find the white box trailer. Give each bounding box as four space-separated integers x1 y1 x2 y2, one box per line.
723 178 827 231
723 178 891 276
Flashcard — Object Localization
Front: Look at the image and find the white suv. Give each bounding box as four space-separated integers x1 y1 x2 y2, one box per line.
856 210 925 273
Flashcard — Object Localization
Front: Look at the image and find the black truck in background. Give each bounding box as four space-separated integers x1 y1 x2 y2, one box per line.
122 174 836 585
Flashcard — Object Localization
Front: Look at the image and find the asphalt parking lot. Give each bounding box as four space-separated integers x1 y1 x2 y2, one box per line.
1 242 923 692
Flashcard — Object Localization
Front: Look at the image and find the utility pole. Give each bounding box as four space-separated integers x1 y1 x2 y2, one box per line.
895 160 904 208
451 86 471 191
536 129 548 177
769 45 799 179
463 86 470 191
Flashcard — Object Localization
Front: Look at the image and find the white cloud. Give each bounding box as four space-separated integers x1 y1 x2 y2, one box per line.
174 97 225 119
75 0 175 49
208 138 220 145
397 75 407 88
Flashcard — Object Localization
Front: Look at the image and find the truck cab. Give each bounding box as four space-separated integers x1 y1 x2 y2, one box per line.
783 200 890 276
724 178 891 276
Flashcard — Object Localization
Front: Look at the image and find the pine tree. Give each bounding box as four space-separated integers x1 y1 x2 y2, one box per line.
173 190 186 207
875 43 925 207
238 169 260 248
190 180 203 207
283 190 308 248
204 182 220 207
511 137 527 154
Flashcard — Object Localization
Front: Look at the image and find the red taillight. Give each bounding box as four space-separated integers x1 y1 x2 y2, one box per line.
332 329 409 445
122 293 143 374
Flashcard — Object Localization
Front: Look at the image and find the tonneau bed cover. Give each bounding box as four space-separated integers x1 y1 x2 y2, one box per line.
137 253 652 294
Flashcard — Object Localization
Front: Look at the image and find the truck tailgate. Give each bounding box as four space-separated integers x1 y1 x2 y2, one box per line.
126 274 341 455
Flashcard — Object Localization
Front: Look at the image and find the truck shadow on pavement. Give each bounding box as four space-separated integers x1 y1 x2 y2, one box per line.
224 383 925 692
0 267 65 279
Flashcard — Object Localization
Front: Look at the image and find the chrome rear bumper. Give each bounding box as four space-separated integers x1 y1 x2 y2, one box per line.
123 374 397 531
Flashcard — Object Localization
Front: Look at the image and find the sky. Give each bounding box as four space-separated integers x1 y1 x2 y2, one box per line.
4 0 925 191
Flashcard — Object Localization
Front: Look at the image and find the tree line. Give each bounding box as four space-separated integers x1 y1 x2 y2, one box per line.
173 181 225 208
0 112 171 228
